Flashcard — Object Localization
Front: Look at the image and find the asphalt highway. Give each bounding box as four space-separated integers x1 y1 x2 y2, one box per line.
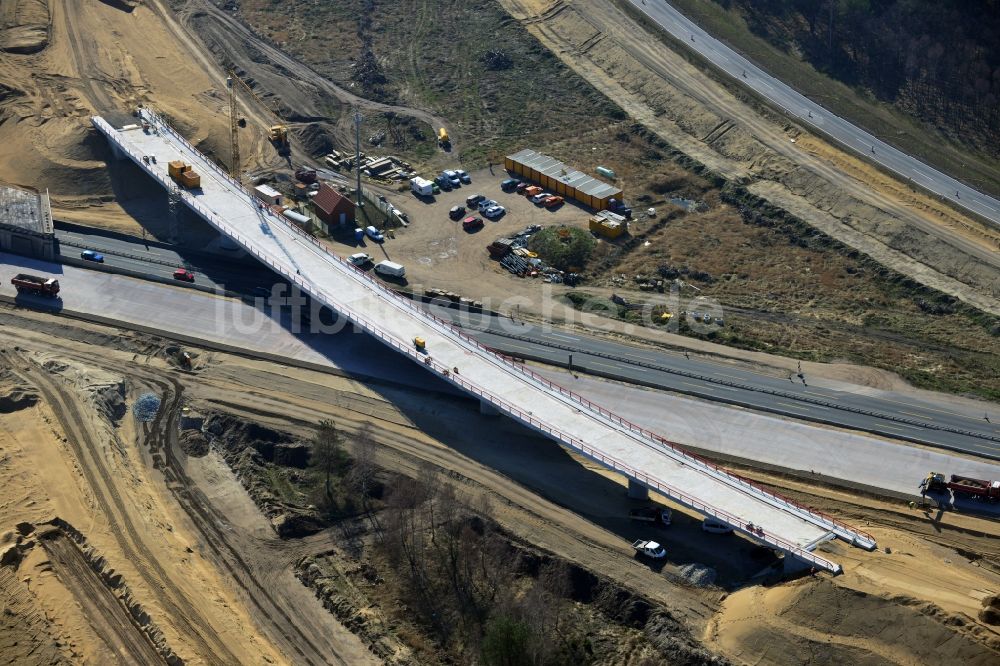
48 226 1000 459
628 0 1000 228
430 308 1000 459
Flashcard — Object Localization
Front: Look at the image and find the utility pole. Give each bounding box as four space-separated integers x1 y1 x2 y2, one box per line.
353 108 364 208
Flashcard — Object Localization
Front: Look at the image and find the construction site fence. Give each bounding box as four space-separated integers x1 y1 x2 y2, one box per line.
95 112 869 563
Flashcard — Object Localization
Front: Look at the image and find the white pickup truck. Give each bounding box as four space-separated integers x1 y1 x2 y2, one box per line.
631 539 666 559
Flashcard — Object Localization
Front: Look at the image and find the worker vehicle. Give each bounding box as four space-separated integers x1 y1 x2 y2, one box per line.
948 475 1000 501
530 191 550 205
631 539 666 559
374 260 406 279
410 177 434 197
462 216 484 232
431 182 441 195
477 198 498 213
437 127 449 146
435 175 453 191
701 518 733 534
466 193 485 206
543 195 564 209
295 167 317 184
449 205 465 220
365 226 385 243
500 178 519 191
172 269 195 282
456 169 471 184
629 507 672 526
442 170 461 187
483 205 505 219
80 250 105 263
414 336 426 352
920 472 948 493
349 253 372 267
11 273 60 297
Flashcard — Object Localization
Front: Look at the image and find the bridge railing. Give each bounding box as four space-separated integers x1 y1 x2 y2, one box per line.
96 114 871 554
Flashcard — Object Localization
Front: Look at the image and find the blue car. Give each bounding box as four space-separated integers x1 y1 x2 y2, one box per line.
81 250 105 263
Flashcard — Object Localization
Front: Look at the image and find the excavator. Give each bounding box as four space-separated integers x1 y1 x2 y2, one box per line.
226 69 290 178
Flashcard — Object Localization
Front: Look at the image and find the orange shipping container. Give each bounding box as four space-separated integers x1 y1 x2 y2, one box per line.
168 160 188 178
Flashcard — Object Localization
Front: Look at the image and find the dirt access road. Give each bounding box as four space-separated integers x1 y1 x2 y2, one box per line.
498 0 1000 315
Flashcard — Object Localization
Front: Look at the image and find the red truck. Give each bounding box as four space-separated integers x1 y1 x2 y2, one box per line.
11 273 60 297
948 475 1000 501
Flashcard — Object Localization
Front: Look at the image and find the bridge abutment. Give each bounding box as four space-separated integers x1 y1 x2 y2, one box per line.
627 479 649 500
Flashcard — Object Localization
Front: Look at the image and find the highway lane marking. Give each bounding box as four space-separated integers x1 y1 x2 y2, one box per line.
682 382 713 391
591 361 621 370
549 333 580 342
714 373 745 381
775 402 808 410
901 410 933 421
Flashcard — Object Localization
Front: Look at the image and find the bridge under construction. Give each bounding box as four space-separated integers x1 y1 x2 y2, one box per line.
92 108 876 573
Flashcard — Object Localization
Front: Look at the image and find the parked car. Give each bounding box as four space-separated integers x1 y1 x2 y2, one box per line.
515 182 529 193
442 169 461 187
524 185 543 198
466 193 485 206
484 205 506 219
456 169 471 184
701 518 734 534
365 225 385 243
449 205 465 220
349 252 372 267
173 268 195 282
462 216 484 231
530 191 550 204
477 198 498 213
543 195 564 209
80 250 105 263
500 178 519 191
435 175 452 191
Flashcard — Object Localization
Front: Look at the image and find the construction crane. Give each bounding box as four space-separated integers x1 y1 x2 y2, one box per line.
225 69 290 178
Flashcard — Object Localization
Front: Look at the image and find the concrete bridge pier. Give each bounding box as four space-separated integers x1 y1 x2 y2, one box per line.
479 400 501 416
627 479 649 500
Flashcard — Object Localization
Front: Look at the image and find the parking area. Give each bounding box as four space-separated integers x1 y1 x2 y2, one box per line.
324 167 595 294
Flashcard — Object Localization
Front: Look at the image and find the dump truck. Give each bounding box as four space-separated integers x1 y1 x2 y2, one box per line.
437 127 449 146
948 475 1000 501
11 273 60 297
631 539 666 559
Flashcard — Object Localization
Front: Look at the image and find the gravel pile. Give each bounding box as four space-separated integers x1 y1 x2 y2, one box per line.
678 563 717 587
132 393 161 422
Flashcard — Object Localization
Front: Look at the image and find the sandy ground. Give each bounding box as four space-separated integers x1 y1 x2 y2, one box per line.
1 306 998 664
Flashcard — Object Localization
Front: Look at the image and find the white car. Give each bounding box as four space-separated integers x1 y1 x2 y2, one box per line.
702 518 734 534
484 205 505 219
531 192 550 204
349 253 372 267
477 198 498 212
456 169 471 183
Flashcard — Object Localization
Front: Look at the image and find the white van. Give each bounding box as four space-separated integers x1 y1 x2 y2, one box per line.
374 260 405 278
701 518 734 534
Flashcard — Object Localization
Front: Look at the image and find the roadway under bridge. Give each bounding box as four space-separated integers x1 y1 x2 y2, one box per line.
92 108 877 573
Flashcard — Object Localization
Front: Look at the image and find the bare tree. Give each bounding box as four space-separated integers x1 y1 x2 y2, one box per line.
310 419 342 503
349 422 381 537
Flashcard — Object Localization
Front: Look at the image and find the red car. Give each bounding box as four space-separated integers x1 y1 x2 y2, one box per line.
173 268 195 282
462 216 484 231
543 195 564 209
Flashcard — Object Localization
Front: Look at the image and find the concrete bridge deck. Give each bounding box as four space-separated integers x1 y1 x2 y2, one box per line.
92 109 877 573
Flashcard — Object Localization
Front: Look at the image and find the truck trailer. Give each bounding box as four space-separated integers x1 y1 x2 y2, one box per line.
948 475 1000 501
11 273 60 297
410 177 434 197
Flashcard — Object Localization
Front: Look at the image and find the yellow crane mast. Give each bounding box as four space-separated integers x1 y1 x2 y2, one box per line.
225 69 290 179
